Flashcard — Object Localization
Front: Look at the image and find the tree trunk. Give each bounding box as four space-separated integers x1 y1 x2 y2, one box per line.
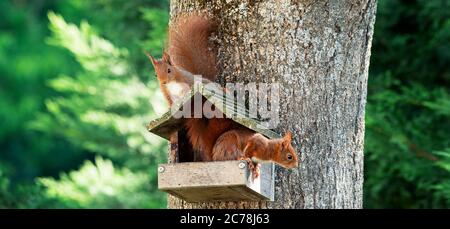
168 0 377 209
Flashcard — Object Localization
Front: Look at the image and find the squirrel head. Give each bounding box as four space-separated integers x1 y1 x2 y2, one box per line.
275 131 299 169
146 52 180 84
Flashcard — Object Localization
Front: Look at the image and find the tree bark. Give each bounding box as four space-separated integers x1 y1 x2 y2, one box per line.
168 0 377 209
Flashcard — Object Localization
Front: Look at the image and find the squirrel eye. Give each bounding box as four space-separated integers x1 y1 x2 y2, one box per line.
287 154 293 160
167 68 171 74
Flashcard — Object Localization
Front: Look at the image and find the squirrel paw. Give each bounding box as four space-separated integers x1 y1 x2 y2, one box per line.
239 157 259 180
253 163 261 179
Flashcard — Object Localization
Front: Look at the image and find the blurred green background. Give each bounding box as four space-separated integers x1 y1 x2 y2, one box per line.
0 0 448 209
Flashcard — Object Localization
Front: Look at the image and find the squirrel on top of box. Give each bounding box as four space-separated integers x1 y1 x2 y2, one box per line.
147 12 299 177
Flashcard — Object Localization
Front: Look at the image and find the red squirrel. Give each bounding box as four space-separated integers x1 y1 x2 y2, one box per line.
147 13 218 105
147 13 238 161
147 13 300 168
212 129 299 178
146 52 214 106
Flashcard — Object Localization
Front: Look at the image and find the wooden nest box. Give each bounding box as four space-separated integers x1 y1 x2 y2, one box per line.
147 83 279 202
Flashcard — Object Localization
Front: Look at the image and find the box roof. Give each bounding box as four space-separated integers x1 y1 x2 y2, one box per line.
147 83 281 140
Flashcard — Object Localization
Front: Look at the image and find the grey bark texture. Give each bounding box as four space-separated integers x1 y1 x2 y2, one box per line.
167 0 377 209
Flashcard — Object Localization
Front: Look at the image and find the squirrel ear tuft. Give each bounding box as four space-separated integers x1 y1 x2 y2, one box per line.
162 52 172 65
284 131 292 143
146 52 157 66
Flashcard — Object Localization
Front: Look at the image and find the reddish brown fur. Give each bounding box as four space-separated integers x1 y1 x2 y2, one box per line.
147 14 299 167
166 13 231 161
212 130 299 169
186 117 240 161
148 13 253 162
212 128 254 161
146 53 178 106
168 13 217 81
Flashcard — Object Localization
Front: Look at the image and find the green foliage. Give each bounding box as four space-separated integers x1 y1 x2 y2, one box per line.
364 0 450 208
39 157 163 208
0 0 85 183
0 0 169 208
70 0 170 79
0 164 58 209
433 149 450 202
29 11 168 208
32 12 167 162
0 167 12 207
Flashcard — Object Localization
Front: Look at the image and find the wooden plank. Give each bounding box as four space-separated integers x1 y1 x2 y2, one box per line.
231 116 281 139
157 160 274 202
146 116 184 140
169 132 178 163
146 86 199 140
158 161 247 188
247 163 275 201
167 186 263 202
201 91 281 139
147 83 281 140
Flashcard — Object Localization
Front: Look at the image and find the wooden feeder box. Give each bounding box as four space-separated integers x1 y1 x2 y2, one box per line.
147 83 279 202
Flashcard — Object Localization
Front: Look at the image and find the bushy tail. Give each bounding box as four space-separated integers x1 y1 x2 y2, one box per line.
168 13 218 81
212 130 243 161
185 117 239 162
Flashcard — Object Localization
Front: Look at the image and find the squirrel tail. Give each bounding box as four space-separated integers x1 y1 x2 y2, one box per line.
185 118 212 161
168 12 218 81
185 117 239 162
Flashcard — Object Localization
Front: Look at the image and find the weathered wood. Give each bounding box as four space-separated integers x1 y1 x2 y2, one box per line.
147 84 281 140
158 160 274 202
169 132 179 163
146 88 197 140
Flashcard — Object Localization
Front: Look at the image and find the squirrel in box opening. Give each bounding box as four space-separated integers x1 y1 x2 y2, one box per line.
212 129 299 178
